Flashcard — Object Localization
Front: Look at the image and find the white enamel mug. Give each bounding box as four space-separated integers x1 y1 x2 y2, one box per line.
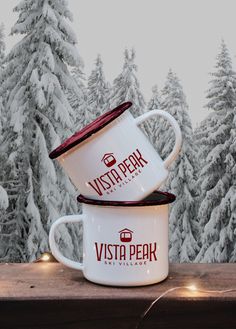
49 102 182 201
49 191 175 287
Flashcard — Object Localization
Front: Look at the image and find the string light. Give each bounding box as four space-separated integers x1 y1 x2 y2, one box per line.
41 253 51 262
33 252 57 263
135 283 236 329
187 284 197 291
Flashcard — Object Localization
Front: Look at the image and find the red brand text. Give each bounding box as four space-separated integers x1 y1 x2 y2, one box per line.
88 149 148 196
94 242 158 262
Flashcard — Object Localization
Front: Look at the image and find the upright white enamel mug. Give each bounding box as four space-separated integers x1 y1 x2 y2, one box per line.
49 191 175 287
49 102 182 201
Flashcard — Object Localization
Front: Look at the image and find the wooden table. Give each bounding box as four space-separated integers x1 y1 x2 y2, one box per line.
0 263 235 329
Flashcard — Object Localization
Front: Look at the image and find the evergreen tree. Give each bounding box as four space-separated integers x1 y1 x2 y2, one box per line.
147 85 163 151
0 97 3 133
147 85 161 112
0 185 8 211
160 70 199 262
0 79 4 134
109 48 146 117
87 54 109 118
67 63 92 130
195 40 236 262
0 23 7 221
205 39 236 112
69 65 86 111
0 0 82 262
0 23 5 69
0 185 9 261
0 23 5 132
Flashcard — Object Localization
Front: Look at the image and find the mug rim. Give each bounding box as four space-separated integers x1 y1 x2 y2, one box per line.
77 191 176 207
49 102 132 159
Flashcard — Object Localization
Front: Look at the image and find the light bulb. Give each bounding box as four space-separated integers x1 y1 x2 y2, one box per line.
41 253 50 262
187 284 197 291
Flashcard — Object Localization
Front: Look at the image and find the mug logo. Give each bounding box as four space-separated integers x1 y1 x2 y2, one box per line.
119 228 133 242
101 153 116 167
89 149 148 197
94 226 158 264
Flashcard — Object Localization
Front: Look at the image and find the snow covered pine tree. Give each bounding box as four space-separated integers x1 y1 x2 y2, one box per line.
87 54 110 118
0 22 5 133
0 23 5 69
109 48 151 134
158 70 199 262
67 63 91 131
147 85 162 151
0 185 9 260
0 0 83 262
147 85 161 114
109 49 146 115
0 22 12 261
196 40 236 262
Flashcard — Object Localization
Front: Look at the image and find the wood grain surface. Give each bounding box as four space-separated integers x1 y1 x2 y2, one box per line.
0 263 235 329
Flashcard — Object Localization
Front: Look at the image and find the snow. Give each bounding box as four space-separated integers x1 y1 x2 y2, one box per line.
42 2 58 26
41 43 55 71
0 4 236 264
195 40 236 262
87 54 110 118
109 48 146 118
205 40 236 112
148 70 199 262
10 101 27 133
0 0 80 262
67 65 89 130
0 186 8 210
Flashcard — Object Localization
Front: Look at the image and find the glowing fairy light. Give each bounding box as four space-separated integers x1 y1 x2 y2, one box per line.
186 284 197 291
33 252 57 263
135 283 236 329
41 253 51 262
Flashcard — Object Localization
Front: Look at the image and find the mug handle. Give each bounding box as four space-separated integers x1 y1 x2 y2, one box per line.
49 215 84 270
135 110 182 169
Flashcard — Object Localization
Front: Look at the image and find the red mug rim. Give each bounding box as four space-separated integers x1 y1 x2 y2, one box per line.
49 102 132 159
77 191 176 207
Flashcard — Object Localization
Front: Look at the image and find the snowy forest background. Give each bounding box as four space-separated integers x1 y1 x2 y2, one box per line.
0 0 236 263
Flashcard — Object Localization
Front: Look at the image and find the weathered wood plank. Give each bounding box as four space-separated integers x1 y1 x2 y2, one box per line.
0 263 235 329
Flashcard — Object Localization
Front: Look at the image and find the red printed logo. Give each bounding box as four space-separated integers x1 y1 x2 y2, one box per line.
119 228 133 242
101 153 116 167
88 149 149 197
94 227 158 263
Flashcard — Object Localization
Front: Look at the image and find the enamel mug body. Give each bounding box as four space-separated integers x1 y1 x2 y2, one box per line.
49 102 182 201
49 191 175 287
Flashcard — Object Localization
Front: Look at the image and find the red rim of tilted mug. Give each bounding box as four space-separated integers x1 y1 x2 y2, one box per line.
49 102 132 159
77 190 176 207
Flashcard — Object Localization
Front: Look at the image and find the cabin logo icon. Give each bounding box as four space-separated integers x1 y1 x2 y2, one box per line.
119 228 133 243
101 153 116 167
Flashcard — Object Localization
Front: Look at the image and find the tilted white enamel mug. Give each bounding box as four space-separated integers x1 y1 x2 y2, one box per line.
49 102 182 201
49 191 175 287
